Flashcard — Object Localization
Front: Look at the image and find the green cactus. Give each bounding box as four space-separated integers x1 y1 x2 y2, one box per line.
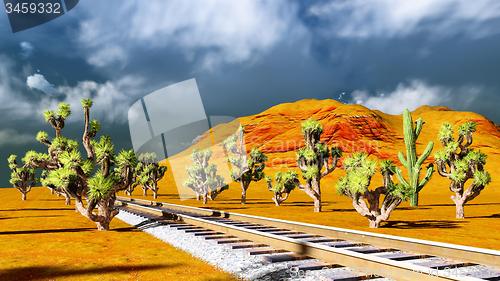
395 109 434 207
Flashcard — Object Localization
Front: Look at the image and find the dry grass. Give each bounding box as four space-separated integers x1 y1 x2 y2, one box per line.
0 187 237 281
132 167 500 250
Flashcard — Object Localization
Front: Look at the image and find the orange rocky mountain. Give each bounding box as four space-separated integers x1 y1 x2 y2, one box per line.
201 99 500 170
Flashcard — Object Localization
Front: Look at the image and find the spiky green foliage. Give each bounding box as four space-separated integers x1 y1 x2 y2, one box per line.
337 153 410 228
435 122 491 219
138 152 157 163
301 119 323 139
395 109 434 207
184 149 228 204
7 154 36 200
43 110 55 123
131 152 166 198
81 98 93 109
43 102 72 137
41 167 78 192
36 131 50 144
222 127 267 204
267 171 298 193
336 153 376 196
10 99 137 230
57 103 71 119
89 120 101 137
88 173 116 201
296 119 342 212
265 171 299 206
93 136 114 167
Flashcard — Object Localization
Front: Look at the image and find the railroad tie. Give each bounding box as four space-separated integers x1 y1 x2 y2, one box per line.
231 243 268 249
263 253 312 263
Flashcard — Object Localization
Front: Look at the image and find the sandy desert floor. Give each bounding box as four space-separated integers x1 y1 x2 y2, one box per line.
1 169 498 281
0 187 236 281
130 168 500 250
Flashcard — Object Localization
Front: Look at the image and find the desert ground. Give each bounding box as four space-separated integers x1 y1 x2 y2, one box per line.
0 187 236 281
1 99 499 280
128 166 500 250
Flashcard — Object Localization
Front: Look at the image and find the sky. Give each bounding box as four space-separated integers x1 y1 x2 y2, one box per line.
1 0 500 186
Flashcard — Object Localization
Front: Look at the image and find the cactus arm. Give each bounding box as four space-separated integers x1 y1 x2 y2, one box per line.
415 118 424 137
416 141 434 167
395 167 410 188
417 164 434 192
398 152 408 168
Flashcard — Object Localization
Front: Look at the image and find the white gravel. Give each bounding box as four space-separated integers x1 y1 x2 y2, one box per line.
115 210 385 280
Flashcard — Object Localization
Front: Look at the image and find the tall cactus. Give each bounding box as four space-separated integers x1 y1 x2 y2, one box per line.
395 109 434 207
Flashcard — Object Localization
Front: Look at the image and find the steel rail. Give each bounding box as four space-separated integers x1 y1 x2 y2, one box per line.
116 197 499 281
116 196 500 268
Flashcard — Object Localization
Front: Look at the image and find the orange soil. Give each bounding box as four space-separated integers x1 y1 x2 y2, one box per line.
128 171 500 250
142 99 500 250
0 187 236 281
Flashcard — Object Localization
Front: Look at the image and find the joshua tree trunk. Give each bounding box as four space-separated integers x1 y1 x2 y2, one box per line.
452 195 465 219
143 188 147 196
313 196 321 212
312 180 321 212
369 219 380 228
203 194 208 204
240 181 249 204
21 192 26 201
272 192 290 206
65 194 71 205
153 191 158 199
272 195 280 206
455 203 464 219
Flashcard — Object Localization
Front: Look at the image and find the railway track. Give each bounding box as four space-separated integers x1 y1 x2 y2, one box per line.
116 196 500 281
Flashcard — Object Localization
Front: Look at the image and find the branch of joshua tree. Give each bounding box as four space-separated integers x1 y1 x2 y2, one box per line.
434 121 491 219
321 152 340 177
82 99 95 161
436 162 452 178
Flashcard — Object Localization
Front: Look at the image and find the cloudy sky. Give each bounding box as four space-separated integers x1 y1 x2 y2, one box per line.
1 0 500 186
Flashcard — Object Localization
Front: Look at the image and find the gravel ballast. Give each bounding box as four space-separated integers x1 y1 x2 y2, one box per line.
115 210 378 281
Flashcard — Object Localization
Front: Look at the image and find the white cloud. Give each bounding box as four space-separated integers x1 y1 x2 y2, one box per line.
86 45 127 68
26 73 56 95
20 41 34 58
0 129 34 147
309 0 500 39
77 0 301 69
0 52 143 125
351 80 480 114
39 75 144 123
0 56 33 119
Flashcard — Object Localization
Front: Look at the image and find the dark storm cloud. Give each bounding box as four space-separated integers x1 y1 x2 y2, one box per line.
1 0 500 187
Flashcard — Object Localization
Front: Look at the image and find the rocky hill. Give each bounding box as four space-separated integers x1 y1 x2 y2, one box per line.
201 99 500 169
160 98 499 200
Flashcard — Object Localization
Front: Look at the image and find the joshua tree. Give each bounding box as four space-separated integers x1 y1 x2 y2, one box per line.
223 128 267 204
435 122 491 219
296 119 342 212
265 171 299 206
43 102 71 137
7 155 36 200
184 149 228 204
337 153 411 228
19 100 137 230
395 109 434 207
134 152 167 199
